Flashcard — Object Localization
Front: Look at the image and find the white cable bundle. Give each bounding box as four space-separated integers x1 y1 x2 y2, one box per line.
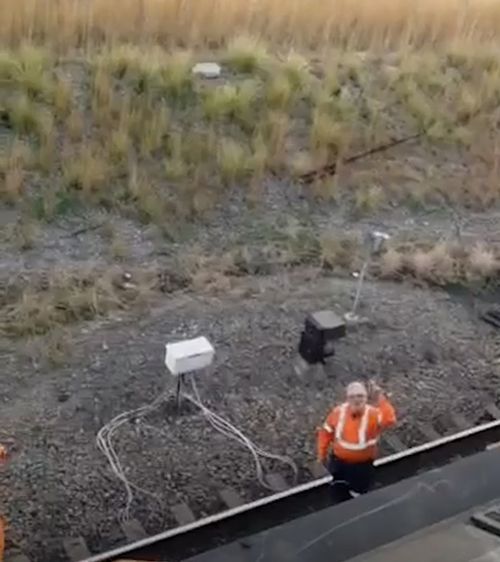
97 376 299 520
96 391 167 522
182 377 298 490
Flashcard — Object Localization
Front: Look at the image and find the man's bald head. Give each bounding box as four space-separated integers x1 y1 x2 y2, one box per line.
346 381 367 397
346 381 368 412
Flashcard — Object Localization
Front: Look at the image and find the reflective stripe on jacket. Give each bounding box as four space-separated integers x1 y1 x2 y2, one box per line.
317 395 396 463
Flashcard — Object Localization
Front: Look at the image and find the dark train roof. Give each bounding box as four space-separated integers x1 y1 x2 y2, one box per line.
185 446 500 562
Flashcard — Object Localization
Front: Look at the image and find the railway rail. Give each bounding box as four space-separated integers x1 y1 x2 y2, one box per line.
8 402 500 562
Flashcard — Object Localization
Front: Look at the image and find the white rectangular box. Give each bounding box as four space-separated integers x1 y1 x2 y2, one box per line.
165 336 215 375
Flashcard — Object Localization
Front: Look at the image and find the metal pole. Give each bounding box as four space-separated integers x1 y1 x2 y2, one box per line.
351 257 370 316
176 376 182 413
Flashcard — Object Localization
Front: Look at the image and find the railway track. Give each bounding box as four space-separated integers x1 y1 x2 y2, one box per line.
8 401 500 562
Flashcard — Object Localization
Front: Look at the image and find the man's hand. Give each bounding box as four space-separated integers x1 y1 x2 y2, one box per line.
317 456 326 466
368 379 383 402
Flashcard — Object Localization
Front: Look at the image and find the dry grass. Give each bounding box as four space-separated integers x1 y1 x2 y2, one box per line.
376 241 500 285
185 252 239 294
0 141 32 202
468 243 499 278
216 137 250 184
320 232 361 271
2 166 24 202
310 110 347 156
0 256 258 338
353 185 386 215
224 36 270 73
1 230 500 342
63 145 111 196
203 80 259 127
4 215 39 250
379 248 405 279
6 94 52 137
53 78 72 117
0 45 52 97
65 109 84 141
0 267 160 337
2 0 500 51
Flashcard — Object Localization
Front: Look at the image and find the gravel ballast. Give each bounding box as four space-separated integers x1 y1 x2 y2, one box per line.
1 272 500 561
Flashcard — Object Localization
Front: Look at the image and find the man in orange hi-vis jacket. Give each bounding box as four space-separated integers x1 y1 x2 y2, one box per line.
0 444 7 562
317 380 396 502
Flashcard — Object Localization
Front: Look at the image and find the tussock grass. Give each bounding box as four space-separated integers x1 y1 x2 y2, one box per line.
183 251 241 294
1 140 32 203
468 243 498 278
216 137 250 184
6 94 53 137
63 145 111 195
310 109 347 155
320 235 500 287
159 52 194 101
2 166 24 203
281 52 311 92
52 77 72 117
320 232 361 270
30 327 72 367
97 47 194 102
65 109 84 141
138 105 170 157
0 139 33 171
109 126 131 163
379 248 405 279
374 241 500 286
126 166 178 227
163 132 189 181
109 232 130 260
353 185 385 215
265 74 294 110
0 267 159 337
258 110 290 166
203 81 259 125
0 45 52 98
4 215 39 250
224 36 270 73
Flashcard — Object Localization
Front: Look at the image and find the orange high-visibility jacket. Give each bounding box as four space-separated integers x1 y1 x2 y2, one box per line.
0 516 4 562
317 396 396 464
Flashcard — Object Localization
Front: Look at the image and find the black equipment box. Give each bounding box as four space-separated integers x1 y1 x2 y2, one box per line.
305 311 347 341
298 310 346 365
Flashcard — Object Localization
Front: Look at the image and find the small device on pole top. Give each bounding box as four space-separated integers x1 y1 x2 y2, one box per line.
365 230 390 256
165 336 215 412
